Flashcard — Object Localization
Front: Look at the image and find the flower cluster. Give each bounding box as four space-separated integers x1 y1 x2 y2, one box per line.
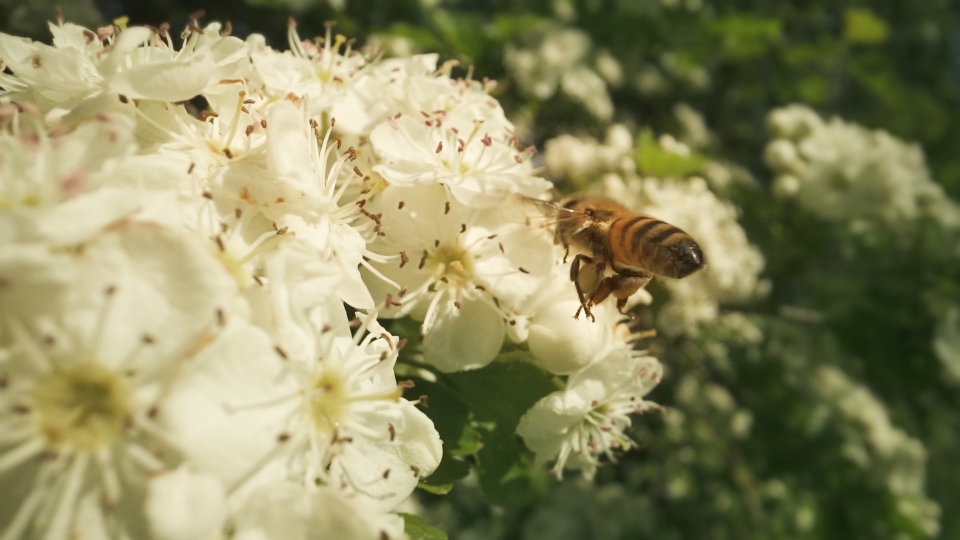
504 28 619 121
0 15 671 536
810 366 941 536
764 104 960 228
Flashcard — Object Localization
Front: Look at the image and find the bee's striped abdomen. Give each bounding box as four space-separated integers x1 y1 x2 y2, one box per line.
611 214 705 278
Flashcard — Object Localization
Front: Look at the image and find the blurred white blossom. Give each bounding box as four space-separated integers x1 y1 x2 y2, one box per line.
811 366 941 536
504 28 615 121
933 306 960 384
233 482 405 540
765 104 960 227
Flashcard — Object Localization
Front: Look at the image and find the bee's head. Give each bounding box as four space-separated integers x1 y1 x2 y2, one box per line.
560 195 617 222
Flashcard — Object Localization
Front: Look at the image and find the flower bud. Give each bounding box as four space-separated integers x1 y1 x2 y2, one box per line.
528 300 609 375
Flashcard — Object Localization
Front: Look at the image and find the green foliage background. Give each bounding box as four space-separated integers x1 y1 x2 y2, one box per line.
7 0 960 538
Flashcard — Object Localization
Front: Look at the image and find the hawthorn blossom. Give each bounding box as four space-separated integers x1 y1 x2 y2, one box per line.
504 28 616 121
246 22 369 118
542 124 637 184
162 309 441 514
370 114 550 208
765 104 960 228
516 349 663 479
329 53 451 136
0 14 695 536
0 107 144 244
0 18 246 113
232 482 405 540
362 184 554 371
145 466 228 540
0 223 236 540
218 100 386 308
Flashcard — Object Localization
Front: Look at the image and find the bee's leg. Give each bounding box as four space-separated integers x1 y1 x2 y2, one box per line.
562 245 570 264
591 271 652 318
569 254 597 321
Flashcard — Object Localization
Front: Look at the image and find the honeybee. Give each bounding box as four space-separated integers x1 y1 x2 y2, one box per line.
530 194 705 321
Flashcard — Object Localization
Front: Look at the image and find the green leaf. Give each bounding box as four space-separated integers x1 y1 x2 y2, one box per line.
386 318 423 364
430 10 487 63
843 8 889 45
417 450 470 494
404 376 481 456
636 129 706 178
402 376 475 490
445 352 556 507
399 513 448 540
491 14 545 41
381 22 444 52
709 15 782 59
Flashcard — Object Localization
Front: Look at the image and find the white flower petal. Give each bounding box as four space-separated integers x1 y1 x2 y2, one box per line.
109 48 214 102
96 26 153 78
232 483 404 540
265 101 318 196
146 467 227 540
528 300 609 375
161 319 298 489
422 292 505 372
329 405 442 512
31 188 140 245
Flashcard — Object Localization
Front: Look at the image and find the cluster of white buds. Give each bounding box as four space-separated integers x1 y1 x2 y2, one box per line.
764 104 960 228
504 28 619 121
0 14 669 538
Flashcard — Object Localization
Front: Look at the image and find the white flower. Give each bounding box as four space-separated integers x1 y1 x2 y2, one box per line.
516 350 663 479
162 311 441 513
764 105 960 227
542 125 636 182
362 185 554 371
218 100 383 308
133 87 268 172
0 223 236 540
674 103 712 150
232 482 405 540
810 366 940 536
560 65 613 121
0 20 246 113
0 110 144 245
527 298 638 376
514 261 650 375
503 28 614 120
246 23 369 118
370 114 549 208
594 49 624 87
329 54 451 136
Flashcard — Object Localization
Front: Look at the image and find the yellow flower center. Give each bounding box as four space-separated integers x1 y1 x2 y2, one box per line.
429 243 474 289
307 369 348 436
33 362 132 451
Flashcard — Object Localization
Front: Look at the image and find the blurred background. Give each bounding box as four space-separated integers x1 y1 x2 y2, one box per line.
6 1 960 538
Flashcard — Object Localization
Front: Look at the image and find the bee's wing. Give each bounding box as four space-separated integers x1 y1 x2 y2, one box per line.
513 195 584 225
490 194 588 242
